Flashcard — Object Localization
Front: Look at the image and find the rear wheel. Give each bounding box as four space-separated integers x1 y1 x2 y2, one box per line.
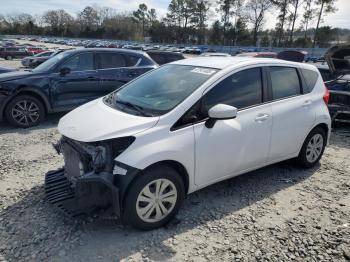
5 95 46 128
123 165 185 230
5 55 13 60
297 127 326 168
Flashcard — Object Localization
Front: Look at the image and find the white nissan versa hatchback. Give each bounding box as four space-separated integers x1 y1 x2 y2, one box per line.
46 57 331 230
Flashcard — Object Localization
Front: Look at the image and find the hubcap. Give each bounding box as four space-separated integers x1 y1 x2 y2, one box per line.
136 179 177 223
11 100 40 126
306 134 324 163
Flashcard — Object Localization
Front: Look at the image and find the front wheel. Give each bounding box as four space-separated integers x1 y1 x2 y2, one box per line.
5 95 46 128
123 165 185 230
297 127 327 168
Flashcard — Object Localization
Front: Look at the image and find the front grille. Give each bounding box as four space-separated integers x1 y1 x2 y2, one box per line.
62 143 83 183
329 93 350 106
60 138 92 185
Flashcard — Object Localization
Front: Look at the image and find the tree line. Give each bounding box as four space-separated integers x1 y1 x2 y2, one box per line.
0 0 348 48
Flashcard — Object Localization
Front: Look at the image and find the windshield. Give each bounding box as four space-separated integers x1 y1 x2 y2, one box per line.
104 65 218 116
32 52 69 73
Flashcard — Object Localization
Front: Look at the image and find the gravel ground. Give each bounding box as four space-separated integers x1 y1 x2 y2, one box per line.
0 42 350 261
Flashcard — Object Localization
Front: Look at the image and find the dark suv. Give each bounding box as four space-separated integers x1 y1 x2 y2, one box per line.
0 47 30 60
146 51 185 65
0 48 158 127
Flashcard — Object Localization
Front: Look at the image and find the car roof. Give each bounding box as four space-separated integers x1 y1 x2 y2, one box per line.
171 57 312 70
64 48 147 56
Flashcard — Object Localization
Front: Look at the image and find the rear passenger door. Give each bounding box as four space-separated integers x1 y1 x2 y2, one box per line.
97 52 146 94
267 66 316 162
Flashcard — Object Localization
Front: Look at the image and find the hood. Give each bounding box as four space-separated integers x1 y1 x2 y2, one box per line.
0 70 34 82
58 98 159 142
325 44 350 76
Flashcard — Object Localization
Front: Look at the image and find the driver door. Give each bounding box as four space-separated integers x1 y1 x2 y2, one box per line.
50 52 100 111
194 67 273 187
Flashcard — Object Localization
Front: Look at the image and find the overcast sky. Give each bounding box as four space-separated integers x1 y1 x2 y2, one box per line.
0 0 349 29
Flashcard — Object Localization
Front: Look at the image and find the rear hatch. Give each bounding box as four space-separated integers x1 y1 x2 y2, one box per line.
325 44 350 77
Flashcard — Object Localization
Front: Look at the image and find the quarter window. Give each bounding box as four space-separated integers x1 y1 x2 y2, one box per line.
270 67 301 99
61 53 94 71
204 68 263 111
125 55 140 66
301 68 319 92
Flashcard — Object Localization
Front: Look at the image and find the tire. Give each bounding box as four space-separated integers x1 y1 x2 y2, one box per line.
5 95 46 128
123 165 185 230
297 127 327 168
5 55 13 60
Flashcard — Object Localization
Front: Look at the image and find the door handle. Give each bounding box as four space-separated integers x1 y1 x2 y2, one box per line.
302 100 312 107
255 113 270 122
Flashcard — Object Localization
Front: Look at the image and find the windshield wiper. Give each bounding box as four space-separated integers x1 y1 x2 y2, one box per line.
115 100 154 117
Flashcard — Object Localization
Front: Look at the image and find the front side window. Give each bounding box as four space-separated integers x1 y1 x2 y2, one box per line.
204 67 263 111
98 53 127 69
32 51 70 73
270 67 301 100
104 65 218 116
61 53 94 72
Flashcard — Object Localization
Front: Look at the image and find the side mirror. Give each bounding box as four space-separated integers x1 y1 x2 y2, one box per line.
60 67 71 76
205 104 237 128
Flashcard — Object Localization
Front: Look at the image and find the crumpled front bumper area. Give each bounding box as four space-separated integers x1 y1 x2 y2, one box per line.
45 168 120 217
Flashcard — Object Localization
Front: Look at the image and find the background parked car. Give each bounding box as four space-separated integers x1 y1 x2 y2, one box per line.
236 52 277 58
0 48 158 127
146 51 185 65
0 47 31 60
21 50 55 67
200 52 231 57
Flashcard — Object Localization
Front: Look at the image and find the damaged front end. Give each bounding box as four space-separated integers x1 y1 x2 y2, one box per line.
45 136 137 216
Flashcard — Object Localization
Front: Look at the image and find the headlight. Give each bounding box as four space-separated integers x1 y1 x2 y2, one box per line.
92 136 135 173
113 164 128 176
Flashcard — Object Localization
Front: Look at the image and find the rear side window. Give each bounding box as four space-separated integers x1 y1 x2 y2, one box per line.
270 67 301 100
98 53 126 69
204 67 263 110
301 68 319 92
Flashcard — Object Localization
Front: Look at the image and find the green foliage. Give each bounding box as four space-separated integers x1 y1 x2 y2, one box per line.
0 0 347 48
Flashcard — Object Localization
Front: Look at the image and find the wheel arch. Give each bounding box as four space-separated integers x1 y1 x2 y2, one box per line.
121 160 190 208
298 122 330 156
5 87 51 114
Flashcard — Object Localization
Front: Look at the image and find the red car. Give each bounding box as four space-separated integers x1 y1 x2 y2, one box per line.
26 47 46 55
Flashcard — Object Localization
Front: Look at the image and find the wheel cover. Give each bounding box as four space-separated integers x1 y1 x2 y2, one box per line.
11 100 40 126
136 178 177 223
306 134 324 163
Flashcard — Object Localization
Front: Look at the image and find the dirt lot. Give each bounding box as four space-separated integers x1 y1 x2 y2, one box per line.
0 42 350 262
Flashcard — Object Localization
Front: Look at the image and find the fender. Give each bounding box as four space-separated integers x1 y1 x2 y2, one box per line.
15 86 52 111
0 86 53 122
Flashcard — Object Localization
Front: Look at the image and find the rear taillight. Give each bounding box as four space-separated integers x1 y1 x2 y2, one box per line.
323 86 330 104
